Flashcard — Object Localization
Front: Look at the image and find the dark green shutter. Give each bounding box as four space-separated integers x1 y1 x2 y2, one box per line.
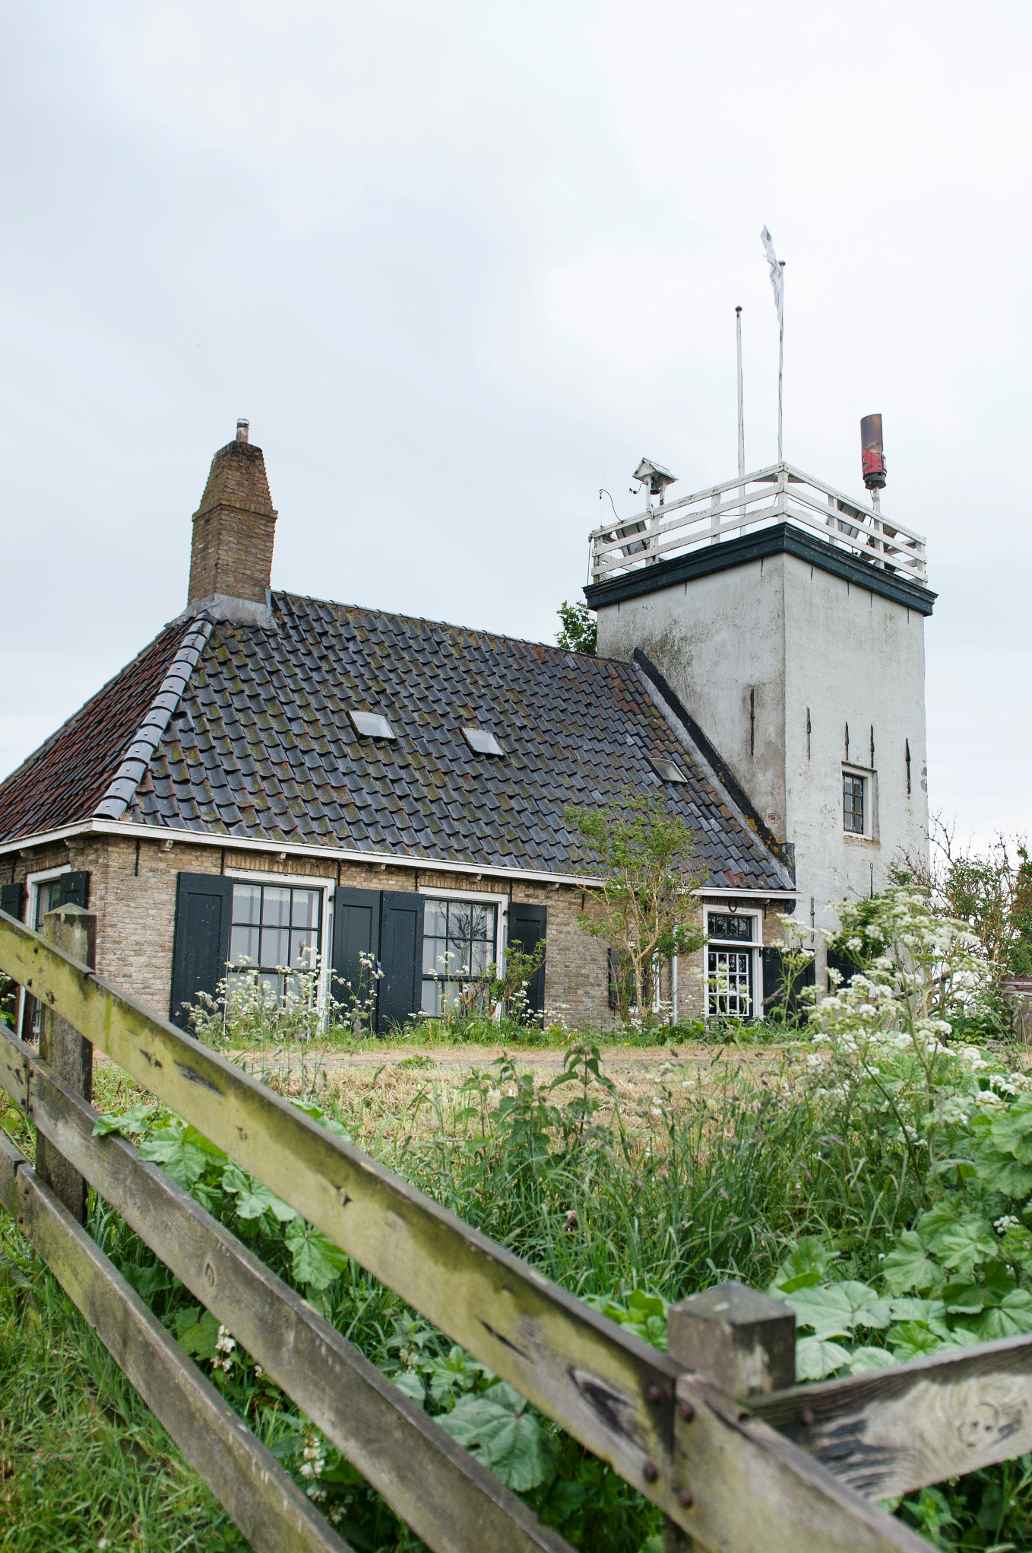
507 903 547 1016
169 873 233 1031
761 946 816 1026
331 887 381 1023
0 882 24 920
54 871 89 910
377 892 424 1032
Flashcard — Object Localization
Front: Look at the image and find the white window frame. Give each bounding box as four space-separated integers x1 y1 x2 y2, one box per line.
417 885 508 1019
225 868 335 1016
704 906 763 1021
18 864 71 1035
842 764 878 841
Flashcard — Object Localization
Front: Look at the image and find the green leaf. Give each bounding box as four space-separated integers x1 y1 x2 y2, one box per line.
175 1306 220 1360
138 1129 209 1188
92 1102 158 1137
887 1322 948 1361
973 1288 1032 1340
987 1099 1032 1164
439 1383 552 1491
285 1221 348 1292
795 1336 852 1380
919 1209 997 1278
848 1346 898 1373
882 1231 942 1295
233 1181 298 1224
769 1237 840 1296
393 1370 426 1405
785 1282 890 1338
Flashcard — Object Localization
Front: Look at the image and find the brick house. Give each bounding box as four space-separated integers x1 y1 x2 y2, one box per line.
0 423 796 1034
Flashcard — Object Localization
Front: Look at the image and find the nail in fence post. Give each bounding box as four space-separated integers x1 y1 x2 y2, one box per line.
37 905 95 1223
664 1280 796 1551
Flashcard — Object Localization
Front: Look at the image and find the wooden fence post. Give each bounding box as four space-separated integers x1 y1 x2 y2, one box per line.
664 1280 796 1551
37 905 95 1223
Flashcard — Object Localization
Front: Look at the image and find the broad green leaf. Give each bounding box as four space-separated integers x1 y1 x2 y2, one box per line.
987 1100 1032 1164
285 1221 349 1292
920 1211 997 1278
973 1288 1032 1340
138 1129 209 1188
882 1231 941 1294
221 1163 251 1195
849 1346 897 1373
181 1125 227 1162
769 1237 839 1295
92 1102 157 1137
887 1322 948 1362
795 1336 852 1380
175 1306 220 1360
233 1181 298 1224
393 1370 426 1405
438 1383 551 1491
887 1297 947 1326
785 1282 889 1338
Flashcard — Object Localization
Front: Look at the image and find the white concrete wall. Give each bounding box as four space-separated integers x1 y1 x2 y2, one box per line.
595 558 788 836
594 549 930 941
782 555 929 933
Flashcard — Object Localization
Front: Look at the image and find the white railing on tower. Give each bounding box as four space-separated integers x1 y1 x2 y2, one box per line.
587 463 929 587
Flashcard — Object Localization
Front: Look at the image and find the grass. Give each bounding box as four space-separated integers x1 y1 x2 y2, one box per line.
0 1035 989 1551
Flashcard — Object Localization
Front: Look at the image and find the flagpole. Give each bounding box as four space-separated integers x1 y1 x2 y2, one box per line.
777 260 785 464
735 305 745 478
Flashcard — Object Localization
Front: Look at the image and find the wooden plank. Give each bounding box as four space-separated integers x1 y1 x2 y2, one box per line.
0 911 688 1523
0 1026 29 1112
668 1372 931 1553
664 1282 796 1552
20 1042 573 1553
750 1336 1032 1500
3 1138 353 1553
37 906 95 1221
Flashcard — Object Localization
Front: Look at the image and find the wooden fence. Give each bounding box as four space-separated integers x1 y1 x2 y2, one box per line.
1 904 1030 1552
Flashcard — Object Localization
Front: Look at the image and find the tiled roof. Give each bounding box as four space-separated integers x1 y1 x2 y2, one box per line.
0 591 792 890
0 620 194 845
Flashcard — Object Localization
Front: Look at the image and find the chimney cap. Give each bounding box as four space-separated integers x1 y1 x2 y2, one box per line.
235 418 250 444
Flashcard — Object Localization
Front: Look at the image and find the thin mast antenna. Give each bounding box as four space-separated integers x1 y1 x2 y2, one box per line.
735 305 745 478
777 260 785 464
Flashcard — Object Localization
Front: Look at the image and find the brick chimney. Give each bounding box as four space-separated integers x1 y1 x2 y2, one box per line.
187 420 278 622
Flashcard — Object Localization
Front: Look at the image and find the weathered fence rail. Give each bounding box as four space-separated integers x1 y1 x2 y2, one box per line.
0 904 1027 1552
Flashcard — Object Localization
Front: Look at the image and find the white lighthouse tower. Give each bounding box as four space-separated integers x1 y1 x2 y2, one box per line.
584 434 934 969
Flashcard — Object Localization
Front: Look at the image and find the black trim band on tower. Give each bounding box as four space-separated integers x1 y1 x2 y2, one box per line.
584 522 937 616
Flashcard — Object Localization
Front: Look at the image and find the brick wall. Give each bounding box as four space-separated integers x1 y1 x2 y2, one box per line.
3 834 780 1030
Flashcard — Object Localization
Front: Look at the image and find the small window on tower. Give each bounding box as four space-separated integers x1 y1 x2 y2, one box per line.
843 772 866 834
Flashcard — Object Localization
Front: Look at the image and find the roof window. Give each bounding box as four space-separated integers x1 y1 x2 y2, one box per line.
462 726 505 757
349 710 396 740
651 755 687 783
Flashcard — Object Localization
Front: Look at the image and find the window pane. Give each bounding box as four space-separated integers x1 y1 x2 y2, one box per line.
290 929 318 968
262 887 292 927
469 905 493 941
470 939 492 976
258 972 281 1004
707 913 752 943
424 899 448 938
233 883 261 925
422 937 445 975
260 927 290 968
291 889 321 929
444 940 471 976
421 978 442 1015
230 924 260 963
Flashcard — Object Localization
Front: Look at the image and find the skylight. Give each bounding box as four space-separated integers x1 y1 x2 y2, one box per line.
462 726 505 757
651 756 687 783
349 710 396 740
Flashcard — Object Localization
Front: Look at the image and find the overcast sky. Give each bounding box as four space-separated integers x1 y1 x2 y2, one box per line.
2 1 1029 850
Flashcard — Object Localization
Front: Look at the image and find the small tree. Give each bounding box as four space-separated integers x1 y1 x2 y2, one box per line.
566 795 705 1024
893 818 1032 978
556 601 597 655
